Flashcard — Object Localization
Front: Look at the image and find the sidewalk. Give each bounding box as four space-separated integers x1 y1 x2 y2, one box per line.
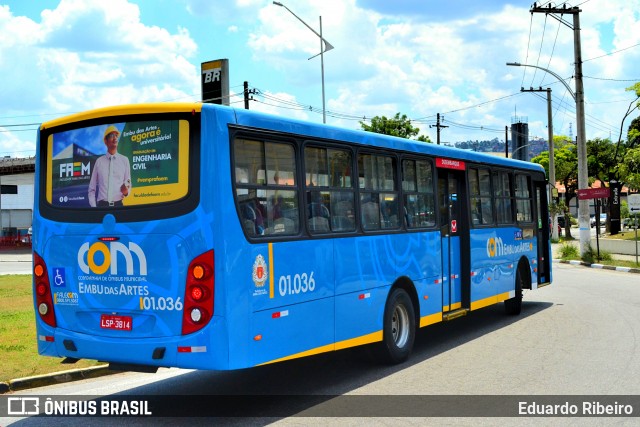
0 246 32 262
551 241 640 273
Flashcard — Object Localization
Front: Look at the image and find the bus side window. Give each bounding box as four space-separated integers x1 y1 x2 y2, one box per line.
307 191 331 233
403 159 435 228
360 193 380 230
242 204 257 236
305 146 355 234
469 167 493 226
331 192 355 232
493 170 513 224
358 153 398 231
234 138 299 237
515 174 533 223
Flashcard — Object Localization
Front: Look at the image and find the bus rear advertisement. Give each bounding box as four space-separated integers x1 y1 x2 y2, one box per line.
32 102 551 372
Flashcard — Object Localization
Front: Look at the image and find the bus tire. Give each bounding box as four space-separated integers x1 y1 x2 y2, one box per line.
379 288 416 364
504 263 526 315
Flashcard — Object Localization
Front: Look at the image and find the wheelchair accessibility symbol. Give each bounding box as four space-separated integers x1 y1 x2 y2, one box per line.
53 268 66 287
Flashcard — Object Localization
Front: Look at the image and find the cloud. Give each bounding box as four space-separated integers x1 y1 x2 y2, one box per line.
246 0 639 142
1 0 637 156
0 127 36 158
1 0 199 116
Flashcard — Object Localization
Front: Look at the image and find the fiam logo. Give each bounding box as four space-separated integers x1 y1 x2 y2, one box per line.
78 242 147 276
486 237 533 258
59 162 91 177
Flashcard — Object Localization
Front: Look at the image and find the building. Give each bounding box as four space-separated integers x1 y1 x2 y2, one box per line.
0 157 35 240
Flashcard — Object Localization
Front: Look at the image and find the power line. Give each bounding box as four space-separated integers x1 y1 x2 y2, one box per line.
583 75 640 82
521 13 534 89
539 19 562 88
582 42 640 63
440 92 523 115
0 128 39 133
530 13 548 87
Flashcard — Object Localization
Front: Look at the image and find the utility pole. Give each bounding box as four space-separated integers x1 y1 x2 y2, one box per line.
243 81 256 110
531 2 589 255
505 126 509 158
244 81 250 110
430 113 448 145
522 87 558 239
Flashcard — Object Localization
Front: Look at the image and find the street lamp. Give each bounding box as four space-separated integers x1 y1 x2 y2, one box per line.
273 2 334 124
506 60 589 252
506 62 575 101
510 142 534 159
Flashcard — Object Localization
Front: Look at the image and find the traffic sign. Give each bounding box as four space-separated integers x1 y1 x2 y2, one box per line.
629 194 640 212
577 187 610 200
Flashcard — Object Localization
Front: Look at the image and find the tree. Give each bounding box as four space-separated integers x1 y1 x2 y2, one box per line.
360 113 431 142
619 147 640 190
628 116 640 149
617 82 640 189
587 138 617 188
612 82 640 184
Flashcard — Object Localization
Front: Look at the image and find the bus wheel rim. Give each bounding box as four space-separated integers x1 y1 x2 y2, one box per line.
392 304 410 348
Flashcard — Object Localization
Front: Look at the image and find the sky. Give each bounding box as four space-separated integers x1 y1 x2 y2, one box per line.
1 0 639 158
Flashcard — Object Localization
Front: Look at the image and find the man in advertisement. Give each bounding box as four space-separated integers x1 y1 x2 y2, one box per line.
87 126 132 207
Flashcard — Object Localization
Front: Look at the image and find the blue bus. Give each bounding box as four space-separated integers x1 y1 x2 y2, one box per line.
33 102 551 371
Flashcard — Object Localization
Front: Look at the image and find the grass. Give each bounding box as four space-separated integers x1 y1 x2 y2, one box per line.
606 231 640 241
0 275 103 383
555 241 640 268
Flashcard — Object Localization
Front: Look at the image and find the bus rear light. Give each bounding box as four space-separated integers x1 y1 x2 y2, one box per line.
36 283 47 296
190 308 203 323
192 265 205 280
33 252 57 328
190 286 204 301
34 264 44 278
182 250 214 335
38 303 49 316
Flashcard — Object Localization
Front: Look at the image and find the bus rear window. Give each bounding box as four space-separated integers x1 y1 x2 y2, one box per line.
46 119 190 208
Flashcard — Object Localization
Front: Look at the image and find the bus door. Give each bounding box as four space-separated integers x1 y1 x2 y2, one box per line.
535 181 551 285
438 169 468 312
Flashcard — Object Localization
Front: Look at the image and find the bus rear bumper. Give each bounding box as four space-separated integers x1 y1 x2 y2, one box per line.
36 316 230 370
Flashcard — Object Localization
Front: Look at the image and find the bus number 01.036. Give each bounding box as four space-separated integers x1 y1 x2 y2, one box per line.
140 296 183 311
278 272 316 296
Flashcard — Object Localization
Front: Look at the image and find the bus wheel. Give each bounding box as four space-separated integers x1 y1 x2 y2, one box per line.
379 288 416 364
504 264 525 315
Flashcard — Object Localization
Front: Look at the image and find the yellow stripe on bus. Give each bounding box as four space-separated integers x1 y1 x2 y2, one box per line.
40 103 203 129
420 312 443 328
257 331 383 366
470 291 513 311
335 331 383 350
268 243 274 298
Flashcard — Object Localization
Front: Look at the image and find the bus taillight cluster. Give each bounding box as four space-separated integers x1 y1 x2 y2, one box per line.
33 252 57 328
181 250 214 335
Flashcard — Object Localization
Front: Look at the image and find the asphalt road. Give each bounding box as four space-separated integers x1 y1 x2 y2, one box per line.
2 262 639 426
0 249 31 275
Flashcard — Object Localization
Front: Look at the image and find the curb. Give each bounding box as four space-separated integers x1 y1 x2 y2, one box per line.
1 365 115 394
554 258 640 274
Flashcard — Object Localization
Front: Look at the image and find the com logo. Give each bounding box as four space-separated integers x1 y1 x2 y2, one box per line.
487 238 497 257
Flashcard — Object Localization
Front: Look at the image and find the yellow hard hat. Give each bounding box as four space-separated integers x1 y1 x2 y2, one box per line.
104 125 120 140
